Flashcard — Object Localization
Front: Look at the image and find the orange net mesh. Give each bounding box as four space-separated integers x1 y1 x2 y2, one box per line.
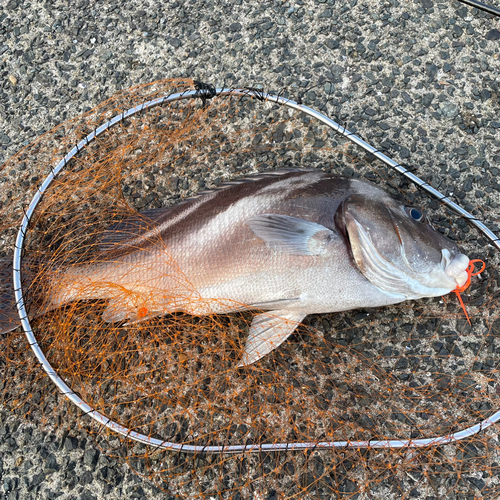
1 79 499 499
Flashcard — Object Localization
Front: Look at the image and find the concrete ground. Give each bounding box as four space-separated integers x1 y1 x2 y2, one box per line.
0 0 499 498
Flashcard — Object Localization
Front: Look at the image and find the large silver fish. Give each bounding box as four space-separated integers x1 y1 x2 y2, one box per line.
0 170 470 365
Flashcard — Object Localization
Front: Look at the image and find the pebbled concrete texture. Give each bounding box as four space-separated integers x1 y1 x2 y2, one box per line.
0 0 500 499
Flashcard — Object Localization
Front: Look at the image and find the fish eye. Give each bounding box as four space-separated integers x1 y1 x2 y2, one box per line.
406 207 425 222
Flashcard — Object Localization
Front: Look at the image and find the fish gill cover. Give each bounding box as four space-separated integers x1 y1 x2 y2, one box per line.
0 79 499 499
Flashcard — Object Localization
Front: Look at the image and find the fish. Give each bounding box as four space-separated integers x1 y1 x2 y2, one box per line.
0 169 471 366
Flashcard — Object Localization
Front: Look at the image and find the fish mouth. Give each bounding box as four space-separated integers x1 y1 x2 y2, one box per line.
443 251 470 288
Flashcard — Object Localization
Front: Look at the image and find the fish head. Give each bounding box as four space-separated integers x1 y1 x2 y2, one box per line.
336 191 470 300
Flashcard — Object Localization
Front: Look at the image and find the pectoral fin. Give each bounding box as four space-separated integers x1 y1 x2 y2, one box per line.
238 310 305 367
246 214 335 255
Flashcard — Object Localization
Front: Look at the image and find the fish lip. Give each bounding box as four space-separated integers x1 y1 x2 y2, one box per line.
454 271 469 288
443 252 470 288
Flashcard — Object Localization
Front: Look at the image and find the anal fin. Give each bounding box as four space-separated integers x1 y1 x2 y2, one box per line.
102 299 133 323
102 298 166 325
238 310 305 367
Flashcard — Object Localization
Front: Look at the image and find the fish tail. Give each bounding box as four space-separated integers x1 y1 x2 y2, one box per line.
0 256 59 334
0 256 27 334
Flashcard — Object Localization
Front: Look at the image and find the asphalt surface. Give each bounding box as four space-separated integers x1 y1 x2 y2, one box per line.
1 0 500 499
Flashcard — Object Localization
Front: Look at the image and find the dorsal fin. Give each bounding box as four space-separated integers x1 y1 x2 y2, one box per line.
179 168 313 201
98 208 168 252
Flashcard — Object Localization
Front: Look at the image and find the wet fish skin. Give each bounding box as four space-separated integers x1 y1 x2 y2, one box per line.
1 170 470 366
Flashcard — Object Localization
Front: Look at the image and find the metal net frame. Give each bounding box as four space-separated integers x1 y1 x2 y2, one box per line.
10 87 500 454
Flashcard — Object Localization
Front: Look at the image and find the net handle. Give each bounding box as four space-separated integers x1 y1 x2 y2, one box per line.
12 87 500 453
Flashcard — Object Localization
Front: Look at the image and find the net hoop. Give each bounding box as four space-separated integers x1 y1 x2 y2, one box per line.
12 87 500 453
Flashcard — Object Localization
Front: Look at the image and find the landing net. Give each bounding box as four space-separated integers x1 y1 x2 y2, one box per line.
1 79 499 499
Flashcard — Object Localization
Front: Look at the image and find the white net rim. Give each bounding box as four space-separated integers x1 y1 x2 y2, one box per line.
11 86 500 453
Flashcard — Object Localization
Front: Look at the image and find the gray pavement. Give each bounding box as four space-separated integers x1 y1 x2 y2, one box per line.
1 0 500 498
